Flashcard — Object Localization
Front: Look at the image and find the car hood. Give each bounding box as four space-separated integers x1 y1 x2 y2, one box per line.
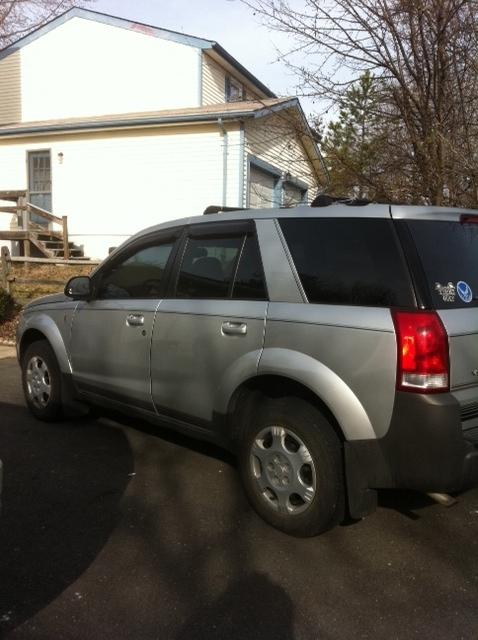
24 292 69 311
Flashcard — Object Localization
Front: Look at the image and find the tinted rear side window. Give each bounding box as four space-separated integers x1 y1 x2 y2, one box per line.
279 218 414 307
406 220 478 309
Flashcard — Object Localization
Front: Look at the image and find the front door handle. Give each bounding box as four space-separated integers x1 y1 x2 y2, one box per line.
222 321 247 336
126 313 145 327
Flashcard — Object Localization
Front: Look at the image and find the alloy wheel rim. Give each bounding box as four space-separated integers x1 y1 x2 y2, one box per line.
250 425 317 515
26 356 51 408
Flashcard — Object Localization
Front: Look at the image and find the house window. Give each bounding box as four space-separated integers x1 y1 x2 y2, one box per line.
248 163 281 209
225 76 244 102
283 181 307 207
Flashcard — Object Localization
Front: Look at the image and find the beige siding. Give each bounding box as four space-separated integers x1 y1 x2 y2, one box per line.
245 88 262 101
0 123 242 258
202 54 226 105
202 54 263 105
0 52 21 125
244 112 318 206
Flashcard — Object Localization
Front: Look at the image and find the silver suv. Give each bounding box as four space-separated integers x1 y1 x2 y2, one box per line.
16 203 478 536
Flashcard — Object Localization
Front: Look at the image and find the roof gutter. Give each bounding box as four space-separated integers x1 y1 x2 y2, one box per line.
0 100 297 138
0 110 264 138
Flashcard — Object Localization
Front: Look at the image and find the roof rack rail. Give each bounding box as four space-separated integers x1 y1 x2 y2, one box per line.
310 194 371 207
203 205 246 215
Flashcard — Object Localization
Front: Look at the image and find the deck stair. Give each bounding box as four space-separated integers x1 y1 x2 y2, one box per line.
0 191 86 260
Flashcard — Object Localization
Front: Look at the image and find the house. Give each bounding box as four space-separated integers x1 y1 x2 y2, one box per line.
0 8 324 259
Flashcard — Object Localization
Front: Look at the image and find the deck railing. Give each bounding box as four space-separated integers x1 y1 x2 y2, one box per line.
0 191 69 259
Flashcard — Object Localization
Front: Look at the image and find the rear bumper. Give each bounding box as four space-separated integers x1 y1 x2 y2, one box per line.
344 392 478 518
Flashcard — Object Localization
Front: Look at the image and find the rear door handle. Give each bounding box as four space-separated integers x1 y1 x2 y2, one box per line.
221 321 247 336
126 313 145 327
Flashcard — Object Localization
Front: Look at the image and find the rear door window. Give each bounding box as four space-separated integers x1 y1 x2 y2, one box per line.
279 218 414 307
174 227 268 300
406 220 478 309
176 236 243 299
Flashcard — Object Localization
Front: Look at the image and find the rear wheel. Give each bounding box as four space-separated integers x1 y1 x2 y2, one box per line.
238 396 344 537
22 340 63 421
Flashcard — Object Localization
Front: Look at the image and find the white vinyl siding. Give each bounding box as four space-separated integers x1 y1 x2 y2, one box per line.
244 112 317 205
0 51 21 125
202 54 226 105
0 123 242 258
20 17 201 122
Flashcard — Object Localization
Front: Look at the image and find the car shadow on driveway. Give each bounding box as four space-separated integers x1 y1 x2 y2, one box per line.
0 402 133 635
378 489 438 520
175 572 295 640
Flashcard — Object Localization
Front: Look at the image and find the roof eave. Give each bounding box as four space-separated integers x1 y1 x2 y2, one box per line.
0 7 213 61
211 43 276 99
293 101 327 183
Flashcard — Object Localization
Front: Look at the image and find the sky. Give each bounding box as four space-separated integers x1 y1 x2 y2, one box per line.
94 0 318 117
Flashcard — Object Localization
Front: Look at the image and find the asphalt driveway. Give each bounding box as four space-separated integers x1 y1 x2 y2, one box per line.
0 350 477 640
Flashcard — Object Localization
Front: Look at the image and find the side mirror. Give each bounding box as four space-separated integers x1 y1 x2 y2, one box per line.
65 276 92 300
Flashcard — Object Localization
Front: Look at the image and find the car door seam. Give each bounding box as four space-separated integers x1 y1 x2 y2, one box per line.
256 301 269 372
149 298 164 414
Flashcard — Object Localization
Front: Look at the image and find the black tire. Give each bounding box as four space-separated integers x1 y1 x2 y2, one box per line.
21 340 63 421
238 396 344 537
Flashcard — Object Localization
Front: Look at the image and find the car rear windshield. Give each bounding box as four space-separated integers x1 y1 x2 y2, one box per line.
406 220 478 309
279 218 414 307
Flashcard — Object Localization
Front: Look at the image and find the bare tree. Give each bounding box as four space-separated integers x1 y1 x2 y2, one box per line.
242 0 478 206
0 0 92 48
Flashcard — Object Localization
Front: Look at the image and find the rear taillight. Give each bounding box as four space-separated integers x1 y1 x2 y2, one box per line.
392 310 449 393
460 214 478 224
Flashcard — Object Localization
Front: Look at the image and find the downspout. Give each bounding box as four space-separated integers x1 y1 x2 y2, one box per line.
218 117 228 207
238 121 245 208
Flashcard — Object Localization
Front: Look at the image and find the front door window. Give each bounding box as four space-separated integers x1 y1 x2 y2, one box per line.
28 150 52 225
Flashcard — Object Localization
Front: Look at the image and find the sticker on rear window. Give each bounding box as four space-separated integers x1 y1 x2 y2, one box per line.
435 282 456 302
457 280 473 303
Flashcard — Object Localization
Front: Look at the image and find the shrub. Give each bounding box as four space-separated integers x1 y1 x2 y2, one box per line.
0 288 15 322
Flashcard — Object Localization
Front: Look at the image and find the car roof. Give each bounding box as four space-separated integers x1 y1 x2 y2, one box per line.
130 204 390 242
131 202 478 243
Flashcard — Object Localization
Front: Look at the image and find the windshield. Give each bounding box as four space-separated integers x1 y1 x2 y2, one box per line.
407 220 478 309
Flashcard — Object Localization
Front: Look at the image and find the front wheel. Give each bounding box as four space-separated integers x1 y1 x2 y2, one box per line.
238 396 344 537
22 340 63 421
